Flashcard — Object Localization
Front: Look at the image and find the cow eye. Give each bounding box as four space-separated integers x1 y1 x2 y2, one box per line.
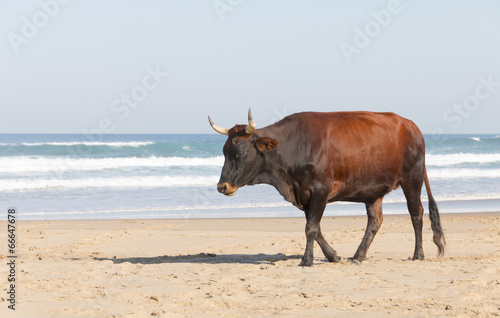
235 153 240 159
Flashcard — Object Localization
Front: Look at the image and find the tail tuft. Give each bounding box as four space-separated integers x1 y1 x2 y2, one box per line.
425 168 446 256
429 196 446 256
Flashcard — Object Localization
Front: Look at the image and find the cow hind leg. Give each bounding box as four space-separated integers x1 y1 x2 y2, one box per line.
402 178 425 260
352 198 383 262
315 227 341 263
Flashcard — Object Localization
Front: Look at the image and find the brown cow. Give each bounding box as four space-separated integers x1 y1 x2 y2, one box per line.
209 109 445 266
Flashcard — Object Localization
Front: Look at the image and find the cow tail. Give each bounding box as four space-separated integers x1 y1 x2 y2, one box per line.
424 167 446 256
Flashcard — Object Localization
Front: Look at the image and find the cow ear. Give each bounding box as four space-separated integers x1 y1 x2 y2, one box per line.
255 137 279 152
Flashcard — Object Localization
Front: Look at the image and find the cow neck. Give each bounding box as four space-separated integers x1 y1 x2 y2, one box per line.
254 126 302 209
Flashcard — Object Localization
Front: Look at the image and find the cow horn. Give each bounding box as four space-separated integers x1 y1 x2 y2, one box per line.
208 116 229 135
245 108 257 134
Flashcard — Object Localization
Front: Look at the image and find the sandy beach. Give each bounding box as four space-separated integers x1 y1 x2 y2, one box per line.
1 213 499 317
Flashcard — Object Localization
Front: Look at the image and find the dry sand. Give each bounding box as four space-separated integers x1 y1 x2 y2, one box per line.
1 213 499 317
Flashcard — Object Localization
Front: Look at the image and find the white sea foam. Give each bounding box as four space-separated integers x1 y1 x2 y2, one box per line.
428 168 500 179
2 167 498 192
383 193 500 203
0 156 224 173
0 155 499 179
21 141 155 147
0 175 220 191
2 153 498 175
2 153 499 175
426 153 500 166
21 202 294 216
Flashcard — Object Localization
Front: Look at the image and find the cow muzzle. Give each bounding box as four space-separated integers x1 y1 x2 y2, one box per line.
217 182 239 196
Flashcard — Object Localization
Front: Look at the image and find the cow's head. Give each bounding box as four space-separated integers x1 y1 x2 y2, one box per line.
208 109 279 196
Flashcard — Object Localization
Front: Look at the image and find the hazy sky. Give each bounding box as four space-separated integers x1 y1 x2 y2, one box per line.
1 0 499 134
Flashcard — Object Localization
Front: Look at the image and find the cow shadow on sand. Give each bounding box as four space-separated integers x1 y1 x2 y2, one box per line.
94 253 302 265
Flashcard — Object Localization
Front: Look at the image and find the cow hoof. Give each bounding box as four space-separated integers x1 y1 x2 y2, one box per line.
347 258 362 265
299 259 313 267
328 255 341 263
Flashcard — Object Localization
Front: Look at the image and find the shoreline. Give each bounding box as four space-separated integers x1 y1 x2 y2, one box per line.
1 212 499 317
17 198 500 221
12 210 500 224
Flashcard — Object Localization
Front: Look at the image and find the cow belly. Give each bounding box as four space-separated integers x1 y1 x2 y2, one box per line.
329 174 401 203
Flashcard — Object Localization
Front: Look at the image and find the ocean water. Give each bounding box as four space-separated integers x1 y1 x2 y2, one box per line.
1 134 499 220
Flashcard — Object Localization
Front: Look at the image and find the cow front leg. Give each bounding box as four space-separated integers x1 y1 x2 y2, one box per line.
299 193 328 267
299 222 318 267
352 198 383 262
